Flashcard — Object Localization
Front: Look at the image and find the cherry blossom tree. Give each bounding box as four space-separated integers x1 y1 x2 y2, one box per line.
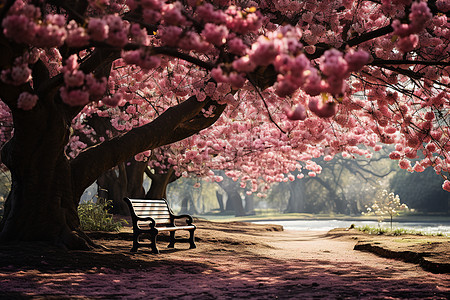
0 0 449 249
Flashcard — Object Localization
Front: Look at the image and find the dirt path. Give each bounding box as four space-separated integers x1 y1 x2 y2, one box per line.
0 221 449 299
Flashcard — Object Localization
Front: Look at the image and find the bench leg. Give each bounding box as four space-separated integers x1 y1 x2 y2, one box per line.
131 233 139 252
168 231 176 248
150 231 160 254
188 229 196 249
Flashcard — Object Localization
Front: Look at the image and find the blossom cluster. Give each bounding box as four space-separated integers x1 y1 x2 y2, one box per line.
60 56 107 107
0 0 449 195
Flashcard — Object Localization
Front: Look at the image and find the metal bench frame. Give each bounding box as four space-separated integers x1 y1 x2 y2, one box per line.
124 198 196 253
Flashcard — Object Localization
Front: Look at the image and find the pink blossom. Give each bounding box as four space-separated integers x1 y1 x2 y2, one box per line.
159 26 182 47
139 9 158 24
274 76 297 98
105 15 129 47
202 23 229 46
443 180 450 192
320 49 348 78
233 56 256 72
88 18 109 41
345 50 370 72
286 104 307 121
17 92 38 110
303 69 326 96
102 93 123 107
389 151 401 160
228 73 246 88
2 15 36 44
60 88 90 106
436 0 450 12
64 70 85 87
413 163 425 172
2 64 32 86
249 37 279 66
66 20 89 47
64 55 79 73
86 75 107 99
308 98 337 118
396 34 419 52
409 2 432 33
161 3 186 25
227 38 248 55
178 32 209 51
398 158 411 170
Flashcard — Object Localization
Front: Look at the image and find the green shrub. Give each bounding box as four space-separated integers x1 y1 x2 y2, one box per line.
78 199 126 231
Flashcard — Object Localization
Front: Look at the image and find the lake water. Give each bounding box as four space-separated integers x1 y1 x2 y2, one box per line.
252 219 450 235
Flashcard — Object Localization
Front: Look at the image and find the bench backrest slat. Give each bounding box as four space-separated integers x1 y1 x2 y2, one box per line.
127 198 174 226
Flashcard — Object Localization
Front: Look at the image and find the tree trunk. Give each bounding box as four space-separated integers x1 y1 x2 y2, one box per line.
179 195 198 215
244 194 255 215
0 104 90 249
285 180 306 213
145 168 178 199
225 190 246 217
216 190 225 212
96 164 129 215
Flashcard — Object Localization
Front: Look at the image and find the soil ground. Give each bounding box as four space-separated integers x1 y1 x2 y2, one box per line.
0 219 449 299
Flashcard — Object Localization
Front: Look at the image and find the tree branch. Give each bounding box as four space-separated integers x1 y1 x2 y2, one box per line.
71 96 225 197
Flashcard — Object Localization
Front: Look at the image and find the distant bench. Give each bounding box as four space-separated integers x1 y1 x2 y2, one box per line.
124 198 196 253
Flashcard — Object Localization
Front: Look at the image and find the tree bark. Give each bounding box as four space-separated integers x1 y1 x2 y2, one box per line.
0 100 91 249
145 167 179 200
285 180 306 213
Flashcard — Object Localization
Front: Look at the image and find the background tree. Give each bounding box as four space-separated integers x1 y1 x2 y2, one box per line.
390 168 450 214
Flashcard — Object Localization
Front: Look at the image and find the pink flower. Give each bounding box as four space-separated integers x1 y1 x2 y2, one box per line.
102 93 122 107
345 50 370 72
159 26 182 47
88 18 109 41
11 65 32 85
232 56 256 72
320 49 348 78
389 151 401 160
227 37 247 55
303 69 326 96
202 23 229 46
409 2 432 33
60 87 90 106
105 15 129 47
413 163 425 172
66 20 89 47
443 180 450 192
396 34 419 53
143 9 161 24
274 76 297 98
308 98 337 118
86 75 107 99
249 37 279 66
286 104 307 121
398 159 411 170
64 70 85 87
436 0 450 12
161 3 186 25
2 15 36 44
17 92 38 110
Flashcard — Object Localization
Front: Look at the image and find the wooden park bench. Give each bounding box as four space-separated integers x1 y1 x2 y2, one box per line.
124 198 197 253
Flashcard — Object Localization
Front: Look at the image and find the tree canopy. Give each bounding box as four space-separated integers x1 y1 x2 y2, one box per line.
0 0 449 248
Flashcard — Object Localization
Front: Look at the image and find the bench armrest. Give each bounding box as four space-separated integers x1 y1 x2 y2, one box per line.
135 216 156 227
172 214 194 225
